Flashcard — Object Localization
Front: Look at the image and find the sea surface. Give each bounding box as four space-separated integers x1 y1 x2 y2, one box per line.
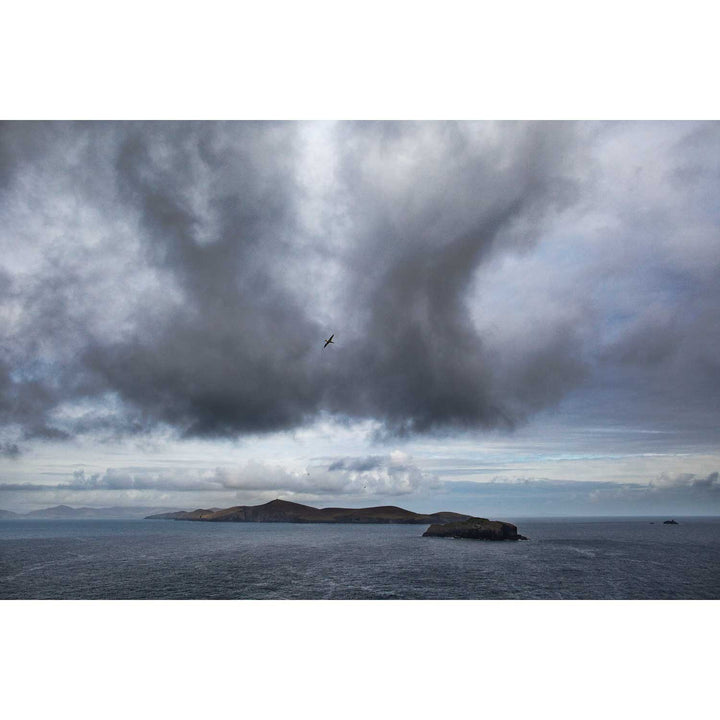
1 517 719 599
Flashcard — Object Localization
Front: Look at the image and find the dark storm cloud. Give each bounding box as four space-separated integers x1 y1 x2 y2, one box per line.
80 122 327 437
1 121 718 443
322 122 590 435
0 121 324 440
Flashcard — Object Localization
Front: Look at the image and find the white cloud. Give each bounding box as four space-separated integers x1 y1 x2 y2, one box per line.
0 453 442 512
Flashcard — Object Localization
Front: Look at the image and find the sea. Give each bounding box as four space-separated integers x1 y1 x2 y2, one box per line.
1 517 719 599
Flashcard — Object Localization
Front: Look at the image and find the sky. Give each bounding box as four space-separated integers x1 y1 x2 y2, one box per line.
1 120 719 516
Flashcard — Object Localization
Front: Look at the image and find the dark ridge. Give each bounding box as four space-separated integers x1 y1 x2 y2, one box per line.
146 499 477 525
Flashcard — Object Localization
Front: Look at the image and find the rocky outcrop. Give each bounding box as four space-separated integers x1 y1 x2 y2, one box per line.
423 518 527 541
663 519 679 525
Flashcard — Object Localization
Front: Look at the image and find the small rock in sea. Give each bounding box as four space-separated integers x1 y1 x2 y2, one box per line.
423 517 527 541
663 519 679 525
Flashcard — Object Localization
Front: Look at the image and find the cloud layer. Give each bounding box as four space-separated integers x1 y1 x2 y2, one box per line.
0 121 719 452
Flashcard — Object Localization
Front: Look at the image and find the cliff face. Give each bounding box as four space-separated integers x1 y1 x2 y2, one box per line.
423 518 527 541
147 499 474 525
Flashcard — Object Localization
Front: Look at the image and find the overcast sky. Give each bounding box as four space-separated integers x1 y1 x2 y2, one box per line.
1 121 718 515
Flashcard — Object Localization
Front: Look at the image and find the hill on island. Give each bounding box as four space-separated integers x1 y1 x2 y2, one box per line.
146 499 474 525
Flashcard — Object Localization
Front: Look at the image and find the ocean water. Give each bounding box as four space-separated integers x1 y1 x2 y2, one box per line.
1 517 719 599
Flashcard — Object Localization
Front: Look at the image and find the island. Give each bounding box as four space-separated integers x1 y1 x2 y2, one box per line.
146 498 526 539
663 519 679 525
423 518 527 541
146 498 472 525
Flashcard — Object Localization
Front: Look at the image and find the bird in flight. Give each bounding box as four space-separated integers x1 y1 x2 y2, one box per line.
323 334 335 349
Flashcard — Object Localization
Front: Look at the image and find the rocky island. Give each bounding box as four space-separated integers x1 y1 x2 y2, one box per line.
146 498 472 525
423 517 527 541
146 499 527 540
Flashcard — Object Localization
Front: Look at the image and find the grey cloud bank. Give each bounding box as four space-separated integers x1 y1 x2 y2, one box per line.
0 122 637 439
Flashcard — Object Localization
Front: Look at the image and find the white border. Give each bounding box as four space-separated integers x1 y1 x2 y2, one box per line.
2 2 719 119
3 601 718 718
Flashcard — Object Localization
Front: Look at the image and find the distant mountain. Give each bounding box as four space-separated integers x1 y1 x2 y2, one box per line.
21 505 182 519
0 508 21 519
25 505 84 518
147 499 474 525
